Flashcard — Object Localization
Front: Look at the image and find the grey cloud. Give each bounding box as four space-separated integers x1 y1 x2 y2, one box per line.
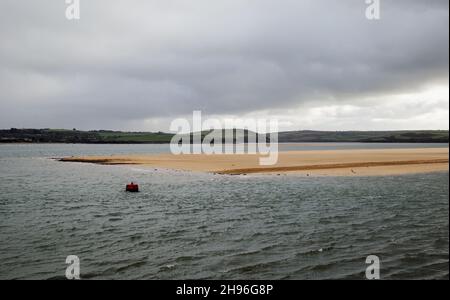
0 0 448 130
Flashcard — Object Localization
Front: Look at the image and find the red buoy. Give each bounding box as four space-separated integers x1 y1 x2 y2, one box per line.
126 182 139 192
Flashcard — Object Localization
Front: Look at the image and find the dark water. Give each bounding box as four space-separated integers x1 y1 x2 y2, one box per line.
0 144 448 280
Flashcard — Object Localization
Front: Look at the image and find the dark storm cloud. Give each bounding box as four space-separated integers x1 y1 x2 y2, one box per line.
0 0 448 130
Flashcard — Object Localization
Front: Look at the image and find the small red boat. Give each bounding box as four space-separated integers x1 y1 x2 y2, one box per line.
126 182 139 192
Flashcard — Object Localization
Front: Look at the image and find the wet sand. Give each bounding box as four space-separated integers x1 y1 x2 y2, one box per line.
60 147 449 176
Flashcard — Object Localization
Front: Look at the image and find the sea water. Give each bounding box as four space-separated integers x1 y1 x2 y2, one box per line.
0 143 448 279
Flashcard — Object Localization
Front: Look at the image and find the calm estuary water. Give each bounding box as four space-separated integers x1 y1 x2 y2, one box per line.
0 144 448 280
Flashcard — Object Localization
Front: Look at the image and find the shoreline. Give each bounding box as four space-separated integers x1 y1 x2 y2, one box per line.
216 159 449 175
59 148 449 177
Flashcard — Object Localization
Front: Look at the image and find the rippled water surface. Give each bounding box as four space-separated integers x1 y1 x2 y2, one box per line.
0 144 448 280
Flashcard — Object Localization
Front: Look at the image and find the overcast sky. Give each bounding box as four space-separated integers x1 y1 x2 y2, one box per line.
0 0 448 132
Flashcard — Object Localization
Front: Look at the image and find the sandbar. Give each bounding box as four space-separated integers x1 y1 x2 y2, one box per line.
59 147 449 176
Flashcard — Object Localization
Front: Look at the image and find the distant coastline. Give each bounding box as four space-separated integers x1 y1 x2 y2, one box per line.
1 128 448 144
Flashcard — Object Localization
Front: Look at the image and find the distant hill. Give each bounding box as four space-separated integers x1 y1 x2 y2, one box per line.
0 128 448 144
0 129 173 144
277 130 449 143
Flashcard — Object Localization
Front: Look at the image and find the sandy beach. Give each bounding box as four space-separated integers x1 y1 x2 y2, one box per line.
60 147 449 176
